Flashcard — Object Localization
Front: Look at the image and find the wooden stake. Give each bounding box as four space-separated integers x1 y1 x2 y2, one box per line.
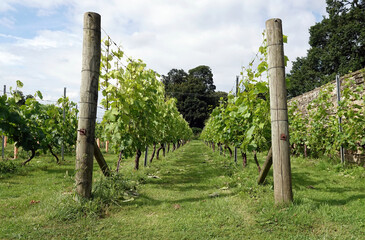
75 12 101 199
93 140 110 177
266 18 293 204
61 87 66 161
14 145 18 159
257 148 272 184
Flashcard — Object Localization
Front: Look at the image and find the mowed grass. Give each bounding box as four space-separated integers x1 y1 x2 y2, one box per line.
1 140 365 239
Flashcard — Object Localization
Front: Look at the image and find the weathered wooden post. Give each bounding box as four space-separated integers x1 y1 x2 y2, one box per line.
266 18 293 204
105 141 109 153
14 145 18 159
2 85 5 159
75 12 101 199
234 76 238 164
144 146 148 167
61 87 66 161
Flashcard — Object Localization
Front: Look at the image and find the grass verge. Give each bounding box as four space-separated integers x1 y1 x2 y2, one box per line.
0 141 365 239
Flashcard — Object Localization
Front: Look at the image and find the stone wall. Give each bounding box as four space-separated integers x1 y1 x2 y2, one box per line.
289 68 365 115
288 68 365 163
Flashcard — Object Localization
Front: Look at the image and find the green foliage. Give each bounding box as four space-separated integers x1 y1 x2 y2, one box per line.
0 161 18 174
287 0 365 97
288 76 365 158
201 32 271 155
162 66 227 128
99 39 193 159
0 82 79 163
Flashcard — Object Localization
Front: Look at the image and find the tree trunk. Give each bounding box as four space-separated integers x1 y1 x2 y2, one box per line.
162 143 166 157
134 149 142 170
225 145 232 157
241 151 247 168
150 144 156 163
172 143 176 151
48 145 59 164
22 149 36 166
116 150 123 172
253 151 261 172
167 143 170 153
212 143 215 152
156 144 163 160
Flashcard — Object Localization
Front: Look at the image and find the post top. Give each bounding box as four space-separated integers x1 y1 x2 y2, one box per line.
83 12 101 29
266 18 282 25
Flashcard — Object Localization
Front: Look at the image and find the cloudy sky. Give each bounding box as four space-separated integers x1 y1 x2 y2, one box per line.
0 0 328 106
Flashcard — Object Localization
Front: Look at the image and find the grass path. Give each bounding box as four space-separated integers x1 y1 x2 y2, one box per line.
1 140 365 239
92 140 254 239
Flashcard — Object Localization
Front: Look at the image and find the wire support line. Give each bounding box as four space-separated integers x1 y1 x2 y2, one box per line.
100 27 133 63
100 44 128 69
267 66 285 71
81 69 100 74
267 43 283 47
247 39 266 67
83 28 101 33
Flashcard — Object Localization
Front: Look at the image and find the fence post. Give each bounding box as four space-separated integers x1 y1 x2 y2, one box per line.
61 87 66 161
2 85 5 159
144 146 148 167
14 145 18 159
266 18 293 204
336 74 345 164
234 76 238 164
75 12 101 199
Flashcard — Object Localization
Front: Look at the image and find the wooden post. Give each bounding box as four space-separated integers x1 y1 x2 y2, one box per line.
336 74 345 164
61 87 66 161
105 141 109 153
1 85 5 159
14 145 18 159
266 18 293 204
93 140 110 177
257 147 273 184
97 138 100 148
234 75 239 164
4 136 7 148
144 146 148 167
75 12 101 199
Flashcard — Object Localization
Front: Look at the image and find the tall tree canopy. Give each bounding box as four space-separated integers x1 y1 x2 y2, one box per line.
287 0 365 98
162 65 227 129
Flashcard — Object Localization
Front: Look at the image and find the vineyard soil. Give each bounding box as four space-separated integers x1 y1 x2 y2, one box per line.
1 141 365 239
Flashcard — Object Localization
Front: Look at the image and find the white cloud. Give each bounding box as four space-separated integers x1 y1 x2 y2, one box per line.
0 50 23 65
0 0 328 101
14 30 79 49
0 16 15 28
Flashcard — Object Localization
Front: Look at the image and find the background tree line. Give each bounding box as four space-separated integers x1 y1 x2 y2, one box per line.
162 65 227 131
287 0 365 98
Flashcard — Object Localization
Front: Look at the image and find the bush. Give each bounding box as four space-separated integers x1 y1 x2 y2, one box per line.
52 173 138 221
0 161 18 174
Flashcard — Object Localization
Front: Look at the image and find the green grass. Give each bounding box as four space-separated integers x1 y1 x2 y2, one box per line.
1 141 365 239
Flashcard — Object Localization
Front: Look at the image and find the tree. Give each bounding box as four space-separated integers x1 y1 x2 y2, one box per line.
287 0 365 98
162 65 227 129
